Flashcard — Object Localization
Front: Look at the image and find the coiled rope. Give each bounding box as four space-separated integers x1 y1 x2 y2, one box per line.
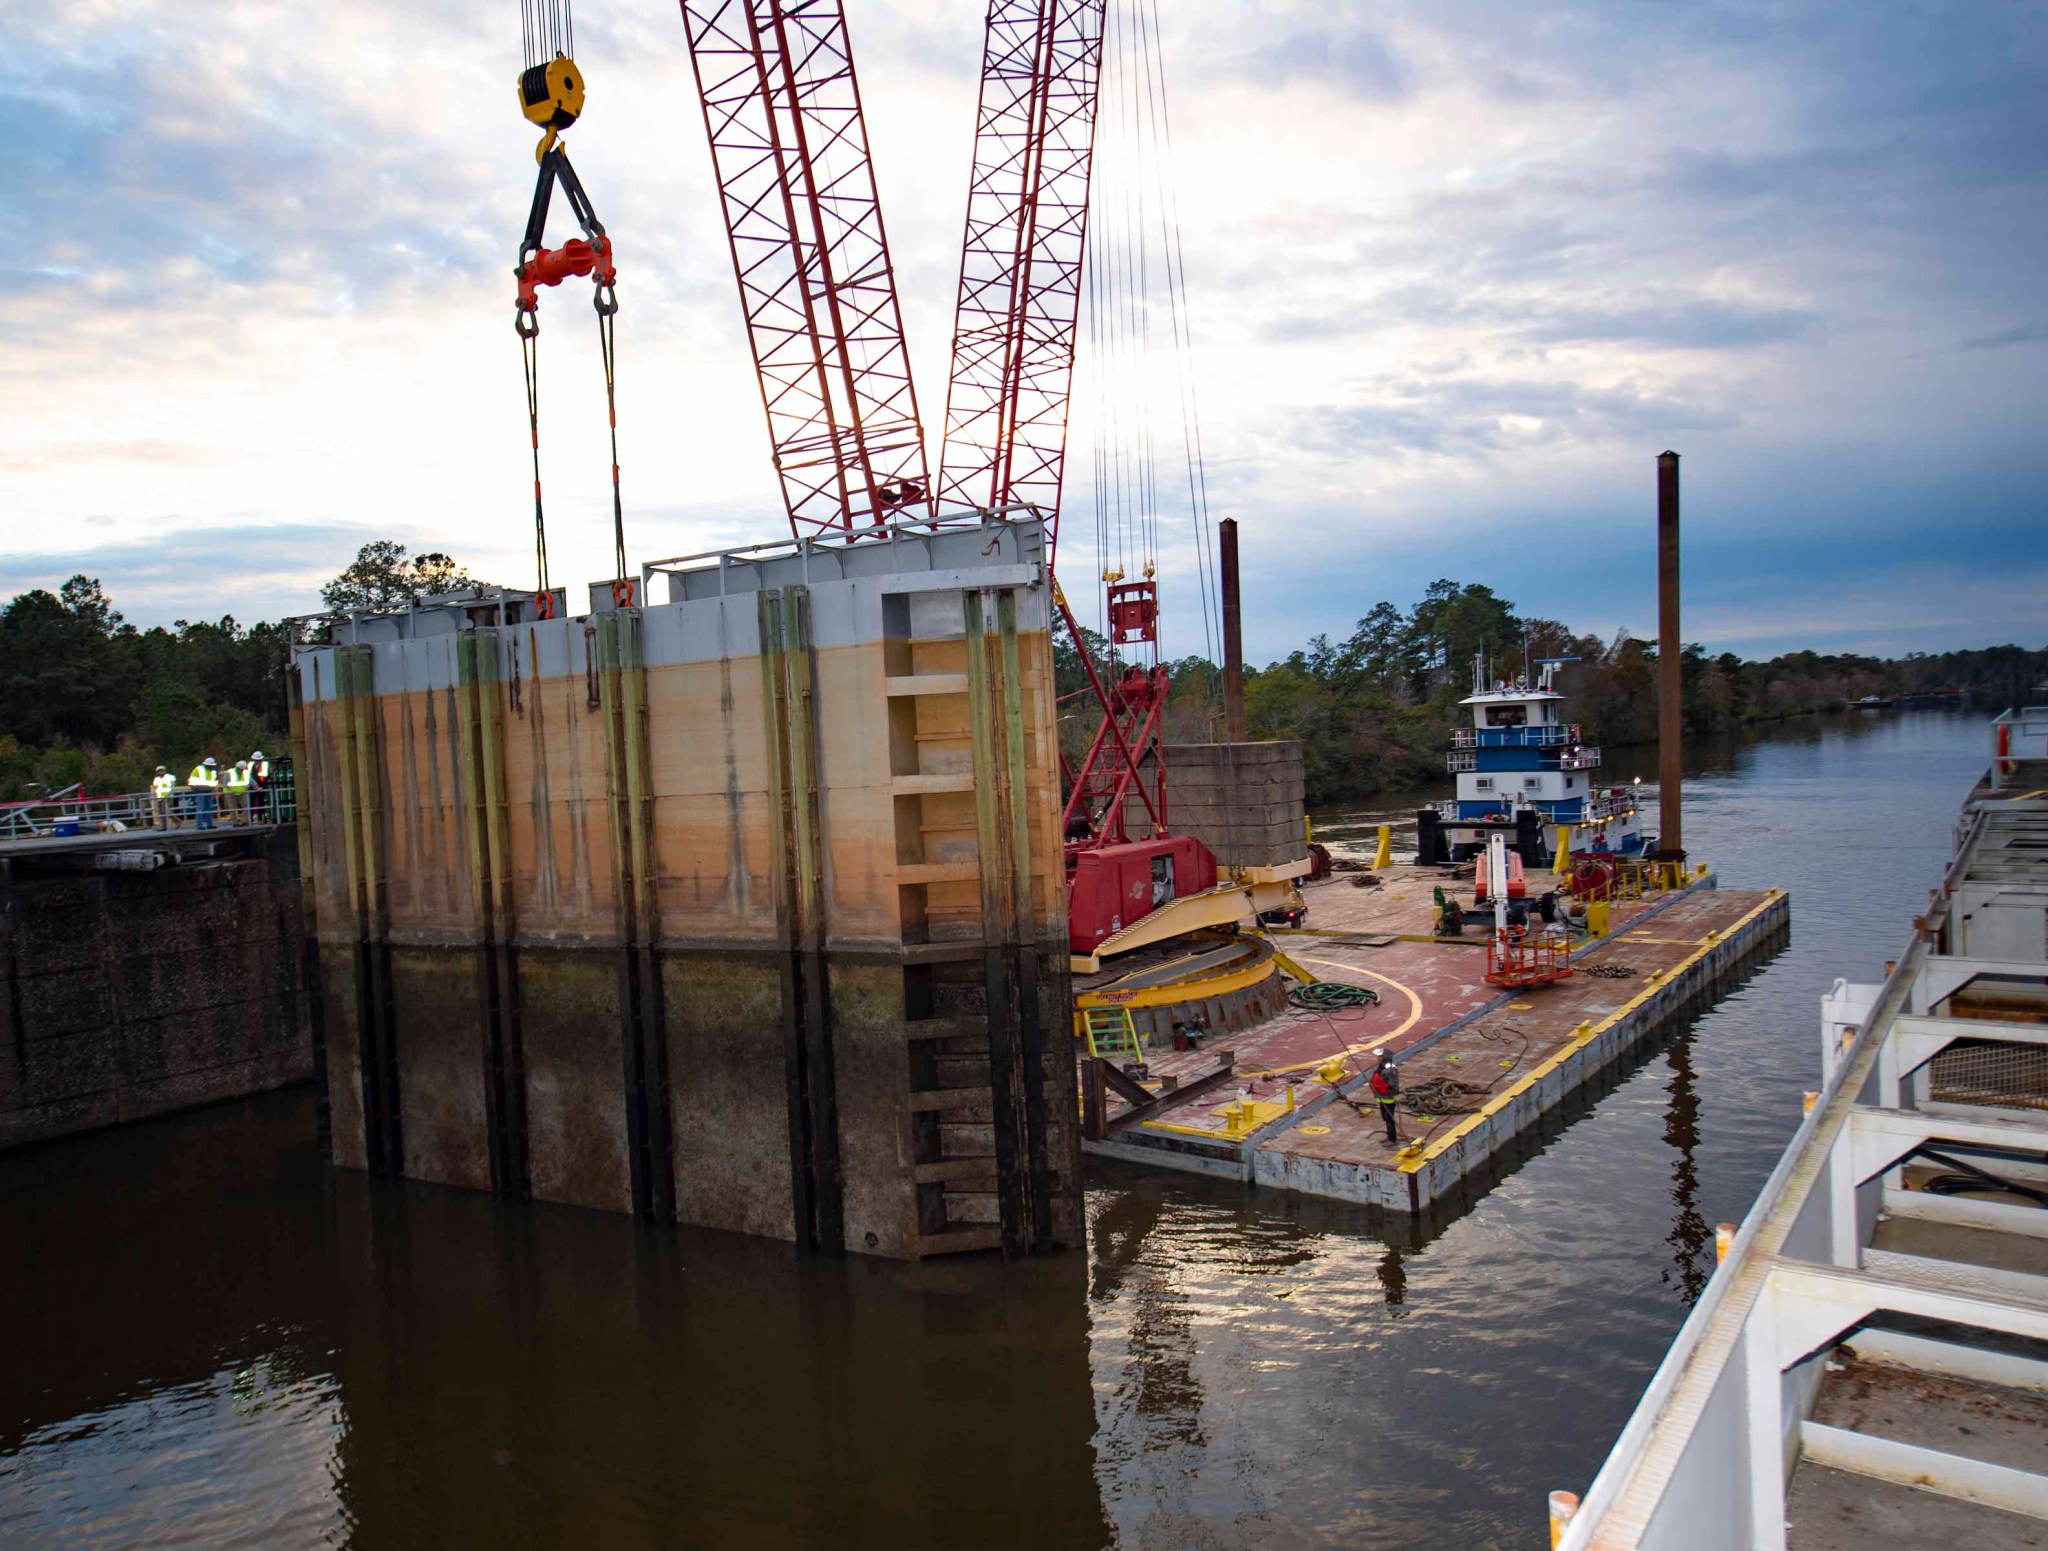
1289 982 1380 1012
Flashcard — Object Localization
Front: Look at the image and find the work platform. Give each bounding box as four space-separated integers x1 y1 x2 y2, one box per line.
1081 863 1790 1214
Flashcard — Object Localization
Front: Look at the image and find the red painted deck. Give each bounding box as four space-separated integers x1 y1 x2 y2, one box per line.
1088 864 1784 1191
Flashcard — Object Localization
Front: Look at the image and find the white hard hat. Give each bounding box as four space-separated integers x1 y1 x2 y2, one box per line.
252 750 265 759
1373 1047 1387 1059
204 756 217 767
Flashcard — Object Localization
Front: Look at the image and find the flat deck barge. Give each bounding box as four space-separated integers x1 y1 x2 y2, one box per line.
1082 861 1789 1212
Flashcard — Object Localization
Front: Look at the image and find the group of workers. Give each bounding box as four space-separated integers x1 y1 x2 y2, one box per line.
148 752 278 831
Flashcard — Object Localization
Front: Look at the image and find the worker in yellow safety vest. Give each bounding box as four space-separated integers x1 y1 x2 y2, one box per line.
224 760 252 825
248 749 270 823
150 765 178 829
188 756 221 831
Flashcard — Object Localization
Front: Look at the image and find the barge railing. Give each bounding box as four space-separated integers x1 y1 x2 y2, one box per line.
1561 761 2048 1550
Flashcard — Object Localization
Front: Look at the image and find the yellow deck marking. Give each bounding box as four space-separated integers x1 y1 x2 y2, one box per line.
1395 890 1788 1173
1231 955 1427 1080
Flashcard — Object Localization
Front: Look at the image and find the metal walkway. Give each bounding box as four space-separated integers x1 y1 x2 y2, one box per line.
1564 742 2048 1549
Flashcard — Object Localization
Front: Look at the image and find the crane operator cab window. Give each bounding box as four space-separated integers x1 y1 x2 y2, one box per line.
1152 853 1175 909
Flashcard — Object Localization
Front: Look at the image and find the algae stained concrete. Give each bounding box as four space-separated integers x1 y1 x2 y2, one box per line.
0 829 312 1148
293 519 1081 1259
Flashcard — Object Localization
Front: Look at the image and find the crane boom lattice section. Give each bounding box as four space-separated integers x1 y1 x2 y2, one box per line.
938 0 1105 561
681 0 929 539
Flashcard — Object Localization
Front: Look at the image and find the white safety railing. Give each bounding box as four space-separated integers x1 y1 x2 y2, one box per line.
1560 765 2048 1551
0 786 153 841
1451 724 1582 750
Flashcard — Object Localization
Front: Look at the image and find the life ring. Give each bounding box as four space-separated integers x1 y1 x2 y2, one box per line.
612 577 637 609
534 589 557 620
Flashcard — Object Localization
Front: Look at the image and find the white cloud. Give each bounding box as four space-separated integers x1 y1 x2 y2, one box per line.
1 0 2043 658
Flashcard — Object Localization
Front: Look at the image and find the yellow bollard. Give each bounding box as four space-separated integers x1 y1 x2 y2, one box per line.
1553 824 1572 875
1549 1489 1580 1548
1715 1222 1737 1262
1373 823 1392 870
1586 899 1610 937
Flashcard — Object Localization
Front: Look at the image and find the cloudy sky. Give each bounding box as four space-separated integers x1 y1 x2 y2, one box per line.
3 0 2043 663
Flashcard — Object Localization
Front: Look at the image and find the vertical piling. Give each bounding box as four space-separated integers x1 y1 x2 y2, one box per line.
760 586 842 1253
286 656 329 1156
1657 451 1683 858
1220 517 1246 743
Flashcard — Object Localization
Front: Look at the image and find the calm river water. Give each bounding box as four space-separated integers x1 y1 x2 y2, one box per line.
0 710 1989 1549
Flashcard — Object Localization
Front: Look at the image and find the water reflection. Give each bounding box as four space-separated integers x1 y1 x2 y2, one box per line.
1 1090 1111 1551
1660 1033 1711 1303
0 711 1994 1550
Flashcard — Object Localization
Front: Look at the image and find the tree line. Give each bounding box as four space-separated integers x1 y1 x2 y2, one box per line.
0 543 474 802
1056 579 2047 807
3 556 2039 807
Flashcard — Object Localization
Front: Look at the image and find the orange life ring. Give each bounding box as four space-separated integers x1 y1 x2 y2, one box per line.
612 577 637 609
534 589 557 620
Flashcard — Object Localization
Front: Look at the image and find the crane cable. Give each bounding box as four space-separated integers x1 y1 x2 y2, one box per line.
1082 0 1220 691
523 331 551 594
598 296 627 599
513 0 630 610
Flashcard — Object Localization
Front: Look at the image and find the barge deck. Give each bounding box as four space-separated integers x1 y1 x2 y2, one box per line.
1082 861 1790 1212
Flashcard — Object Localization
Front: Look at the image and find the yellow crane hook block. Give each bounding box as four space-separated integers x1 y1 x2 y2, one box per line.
520 54 585 160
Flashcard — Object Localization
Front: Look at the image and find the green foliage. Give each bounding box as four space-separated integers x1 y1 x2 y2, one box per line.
0 575 287 799
320 541 480 612
1225 584 2044 807
0 543 486 800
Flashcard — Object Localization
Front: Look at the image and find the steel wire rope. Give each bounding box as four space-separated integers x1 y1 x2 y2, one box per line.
520 0 573 70
522 331 551 593
1120 0 1161 590
1135 0 1221 689
598 300 626 592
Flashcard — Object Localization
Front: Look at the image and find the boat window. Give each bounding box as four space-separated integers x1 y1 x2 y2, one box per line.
1474 777 1493 790
1484 704 1527 727
1524 777 1542 789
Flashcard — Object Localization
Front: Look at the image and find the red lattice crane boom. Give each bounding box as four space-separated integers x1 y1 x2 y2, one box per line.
939 0 1212 956
680 0 930 538
936 0 1105 566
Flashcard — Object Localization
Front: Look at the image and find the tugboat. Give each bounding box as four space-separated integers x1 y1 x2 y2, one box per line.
1416 655 1649 866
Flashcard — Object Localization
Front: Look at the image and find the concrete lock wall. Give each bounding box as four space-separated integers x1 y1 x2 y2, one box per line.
290 518 1081 1260
1163 741 1307 869
0 831 313 1149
